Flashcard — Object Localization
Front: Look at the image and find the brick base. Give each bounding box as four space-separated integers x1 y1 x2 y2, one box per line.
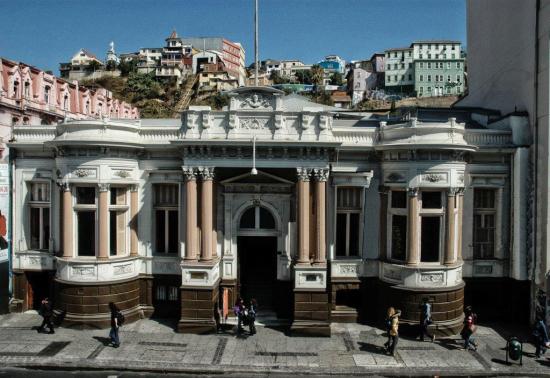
54 277 142 329
377 280 465 336
290 290 330 337
178 285 219 334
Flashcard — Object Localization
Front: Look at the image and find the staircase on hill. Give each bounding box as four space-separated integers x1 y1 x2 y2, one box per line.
173 74 199 116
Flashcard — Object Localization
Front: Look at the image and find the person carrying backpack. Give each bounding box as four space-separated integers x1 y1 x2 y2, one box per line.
533 314 550 358
248 298 257 335
385 307 401 356
418 297 435 342
38 297 55 334
461 305 477 351
109 302 122 348
234 297 245 334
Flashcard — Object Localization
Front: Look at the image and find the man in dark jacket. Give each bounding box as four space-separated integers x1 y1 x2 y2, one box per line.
38 297 54 334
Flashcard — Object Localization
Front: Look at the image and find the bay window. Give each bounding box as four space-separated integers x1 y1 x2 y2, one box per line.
154 184 179 253
109 187 128 256
473 189 496 259
389 190 407 261
336 187 362 257
75 187 96 257
29 182 50 250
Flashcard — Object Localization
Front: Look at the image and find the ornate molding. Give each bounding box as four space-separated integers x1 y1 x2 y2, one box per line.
423 173 444 183
312 168 329 182
114 170 131 178
182 166 197 181
239 93 271 109
407 187 419 197
73 169 90 178
59 181 71 192
296 167 311 182
130 184 139 193
240 117 269 130
420 273 444 283
386 172 405 183
199 166 215 181
98 183 110 192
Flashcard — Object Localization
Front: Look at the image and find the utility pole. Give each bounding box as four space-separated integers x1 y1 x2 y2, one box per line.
254 0 259 86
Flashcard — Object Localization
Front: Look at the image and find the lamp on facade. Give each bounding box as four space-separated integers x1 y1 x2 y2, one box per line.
251 135 258 175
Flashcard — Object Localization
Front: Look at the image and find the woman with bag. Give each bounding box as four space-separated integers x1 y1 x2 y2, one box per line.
234 297 245 334
461 305 478 351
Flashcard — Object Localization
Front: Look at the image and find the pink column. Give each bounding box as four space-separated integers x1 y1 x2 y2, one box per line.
130 185 139 257
61 183 73 258
313 168 328 264
200 167 214 262
183 167 198 261
297 168 311 264
98 183 109 260
406 188 420 266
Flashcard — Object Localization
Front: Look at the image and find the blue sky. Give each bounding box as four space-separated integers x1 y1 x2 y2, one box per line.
0 0 466 73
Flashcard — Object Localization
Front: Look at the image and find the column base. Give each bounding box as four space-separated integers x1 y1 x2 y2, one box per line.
178 285 219 334
291 290 330 337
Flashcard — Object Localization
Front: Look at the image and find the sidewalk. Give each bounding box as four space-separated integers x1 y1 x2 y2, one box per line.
0 313 548 376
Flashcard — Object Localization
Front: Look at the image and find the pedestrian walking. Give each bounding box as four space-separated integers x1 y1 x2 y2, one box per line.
385 307 401 356
234 297 245 334
38 297 55 334
533 314 550 358
248 298 257 335
460 305 477 351
108 302 122 348
418 297 435 342
214 302 222 333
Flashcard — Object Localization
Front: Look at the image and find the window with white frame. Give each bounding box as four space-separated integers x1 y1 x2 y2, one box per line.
389 190 407 261
44 85 50 104
336 187 362 257
154 184 179 253
473 189 496 259
419 191 444 263
75 186 97 257
29 182 50 250
109 187 128 256
419 75 424 82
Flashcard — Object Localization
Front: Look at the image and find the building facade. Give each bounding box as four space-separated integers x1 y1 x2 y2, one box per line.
9 87 530 334
385 41 465 97
456 0 550 321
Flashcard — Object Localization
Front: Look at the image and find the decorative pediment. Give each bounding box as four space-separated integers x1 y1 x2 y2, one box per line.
239 93 272 110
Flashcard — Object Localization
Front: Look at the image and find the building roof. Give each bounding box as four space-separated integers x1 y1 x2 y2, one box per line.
167 29 179 39
283 93 342 112
411 40 461 45
79 49 99 60
385 47 413 52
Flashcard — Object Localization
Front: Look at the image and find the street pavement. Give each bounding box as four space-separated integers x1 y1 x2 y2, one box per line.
0 313 548 376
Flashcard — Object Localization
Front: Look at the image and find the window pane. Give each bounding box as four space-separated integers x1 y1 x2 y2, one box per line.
30 183 49 202
110 187 126 205
336 213 347 256
391 191 407 209
168 210 178 253
421 217 440 262
76 187 95 204
474 189 495 209
155 210 165 253
422 192 442 209
337 188 361 210
168 286 178 301
349 213 359 256
30 208 40 249
156 285 166 301
259 207 275 229
240 207 255 229
110 211 117 256
42 208 50 250
154 184 178 206
77 211 95 256
391 215 407 260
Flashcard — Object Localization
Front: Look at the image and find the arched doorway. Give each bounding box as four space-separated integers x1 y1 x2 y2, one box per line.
237 205 278 310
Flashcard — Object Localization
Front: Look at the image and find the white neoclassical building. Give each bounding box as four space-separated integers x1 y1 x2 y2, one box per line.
9 87 531 335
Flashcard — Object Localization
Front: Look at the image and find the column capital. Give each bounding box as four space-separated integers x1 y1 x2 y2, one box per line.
447 187 462 196
130 184 139 193
182 166 197 181
296 167 311 182
407 187 419 197
98 183 110 192
312 168 329 182
198 166 215 181
59 181 71 192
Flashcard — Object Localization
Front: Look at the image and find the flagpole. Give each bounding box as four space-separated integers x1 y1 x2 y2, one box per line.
254 0 259 86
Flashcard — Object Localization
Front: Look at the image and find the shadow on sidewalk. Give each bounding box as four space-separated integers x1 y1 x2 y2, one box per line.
357 341 387 355
436 338 463 351
93 336 112 346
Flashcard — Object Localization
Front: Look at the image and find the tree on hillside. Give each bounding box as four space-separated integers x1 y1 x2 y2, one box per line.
270 70 290 85
106 60 117 71
124 72 163 102
310 65 324 90
330 72 343 86
295 70 313 84
87 60 103 73
118 59 138 77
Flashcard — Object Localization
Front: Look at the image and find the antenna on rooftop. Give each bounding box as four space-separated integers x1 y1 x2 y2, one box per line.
254 0 259 86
